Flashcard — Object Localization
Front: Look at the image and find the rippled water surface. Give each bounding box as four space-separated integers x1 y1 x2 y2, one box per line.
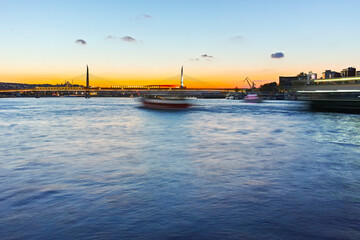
1 98 360 239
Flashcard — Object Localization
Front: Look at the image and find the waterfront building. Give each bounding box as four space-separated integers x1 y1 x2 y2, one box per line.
279 71 317 92
279 76 298 92
341 67 356 77
292 73 312 89
308 71 317 80
322 70 341 79
296 72 308 81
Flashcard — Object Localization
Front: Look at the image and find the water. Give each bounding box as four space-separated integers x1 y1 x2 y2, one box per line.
1 98 360 239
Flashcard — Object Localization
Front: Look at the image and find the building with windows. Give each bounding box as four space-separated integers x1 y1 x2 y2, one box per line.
279 76 298 92
341 67 356 77
279 71 317 92
322 70 341 79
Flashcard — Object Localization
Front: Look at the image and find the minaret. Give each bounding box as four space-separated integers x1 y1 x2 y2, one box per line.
180 65 184 88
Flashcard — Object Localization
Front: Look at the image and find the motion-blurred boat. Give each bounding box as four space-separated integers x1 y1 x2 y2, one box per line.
296 76 360 113
140 95 192 109
244 93 262 103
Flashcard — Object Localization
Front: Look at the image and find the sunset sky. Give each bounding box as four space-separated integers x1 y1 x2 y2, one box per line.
1 0 360 87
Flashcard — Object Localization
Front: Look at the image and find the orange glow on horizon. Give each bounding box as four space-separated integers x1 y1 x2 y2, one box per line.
0 61 337 88
0 70 288 89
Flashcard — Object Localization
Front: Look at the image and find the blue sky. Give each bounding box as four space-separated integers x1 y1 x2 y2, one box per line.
1 0 360 87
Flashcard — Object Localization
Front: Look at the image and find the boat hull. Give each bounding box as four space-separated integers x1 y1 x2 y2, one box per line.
298 91 360 113
310 99 360 113
244 94 262 103
141 98 192 109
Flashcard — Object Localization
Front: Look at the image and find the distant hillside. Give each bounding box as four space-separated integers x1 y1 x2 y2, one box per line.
0 82 84 90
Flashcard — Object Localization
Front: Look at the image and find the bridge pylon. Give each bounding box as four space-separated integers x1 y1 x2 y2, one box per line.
85 65 90 98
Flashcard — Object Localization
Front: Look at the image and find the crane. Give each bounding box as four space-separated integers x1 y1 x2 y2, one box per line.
243 77 255 90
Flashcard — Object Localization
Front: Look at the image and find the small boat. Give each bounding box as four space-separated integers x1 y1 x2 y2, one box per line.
140 95 192 109
244 93 262 103
226 92 245 100
242 77 262 103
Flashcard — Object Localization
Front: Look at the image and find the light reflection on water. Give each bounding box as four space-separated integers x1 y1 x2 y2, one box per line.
0 98 360 239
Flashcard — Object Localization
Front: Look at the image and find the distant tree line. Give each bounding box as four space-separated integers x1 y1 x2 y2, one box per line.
258 82 278 93
0 82 83 90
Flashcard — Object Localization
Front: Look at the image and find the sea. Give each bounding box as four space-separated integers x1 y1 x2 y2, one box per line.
0 98 359 240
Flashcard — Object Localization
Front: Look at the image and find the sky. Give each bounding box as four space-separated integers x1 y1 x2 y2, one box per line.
1 0 360 88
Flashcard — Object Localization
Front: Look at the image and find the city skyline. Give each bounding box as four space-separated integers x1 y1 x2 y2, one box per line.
1 0 360 87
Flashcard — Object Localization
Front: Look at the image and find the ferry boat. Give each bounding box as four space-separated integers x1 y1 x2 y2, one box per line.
297 76 360 113
140 95 192 109
244 93 262 103
140 65 193 109
299 90 360 113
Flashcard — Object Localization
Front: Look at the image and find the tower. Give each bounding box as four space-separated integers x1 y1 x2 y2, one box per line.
86 65 89 88
85 65 90 98
180 65 184 88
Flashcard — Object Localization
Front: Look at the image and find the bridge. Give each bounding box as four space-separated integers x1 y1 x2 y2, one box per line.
0 86 241 98
0 66 247 98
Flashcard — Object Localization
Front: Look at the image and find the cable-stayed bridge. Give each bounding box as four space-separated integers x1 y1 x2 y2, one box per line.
63 70 218 89
0 67 243 97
